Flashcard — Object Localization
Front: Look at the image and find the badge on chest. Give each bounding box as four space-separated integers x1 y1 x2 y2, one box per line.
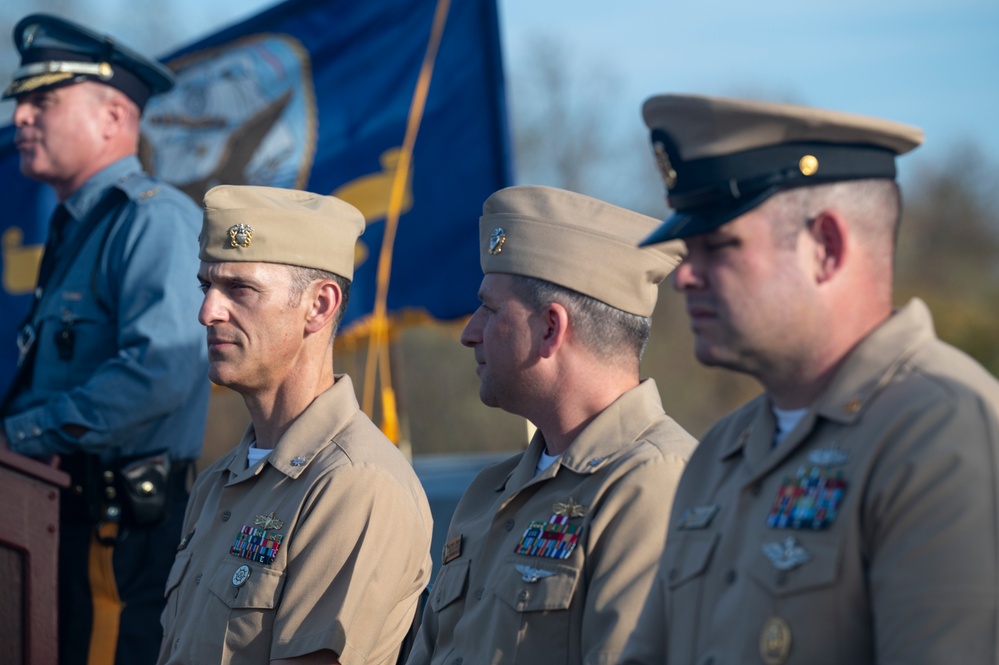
230 512 286 565
766 449 849 530
514 499 587 560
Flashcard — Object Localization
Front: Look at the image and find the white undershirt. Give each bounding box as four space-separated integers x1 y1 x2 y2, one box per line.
535 449 560 475
247 442 271 467
772 406 809 446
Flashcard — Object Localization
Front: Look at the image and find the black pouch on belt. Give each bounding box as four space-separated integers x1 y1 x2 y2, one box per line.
115 450 172 527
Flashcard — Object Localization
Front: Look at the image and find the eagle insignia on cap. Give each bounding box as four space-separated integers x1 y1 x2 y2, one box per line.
21 24 39 49
653 140 678 190
228 223 254 248
488 227 506 255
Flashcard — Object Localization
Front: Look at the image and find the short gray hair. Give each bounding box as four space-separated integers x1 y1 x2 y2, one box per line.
287 265 352 338
509 275 652 368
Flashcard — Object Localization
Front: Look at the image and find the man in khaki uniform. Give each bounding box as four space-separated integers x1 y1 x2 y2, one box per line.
624 95 999 665
407 185 695 665
158 186 433 665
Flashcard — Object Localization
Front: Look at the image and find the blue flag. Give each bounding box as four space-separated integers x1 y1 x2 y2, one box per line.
0 0 512 395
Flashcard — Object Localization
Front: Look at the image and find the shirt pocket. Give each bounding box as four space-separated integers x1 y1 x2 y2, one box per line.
665 531 719 657
207 559 286 609
494 557 580 613
746 537 842 596
429 558 470 613
162 550 191 626
207 559 287 656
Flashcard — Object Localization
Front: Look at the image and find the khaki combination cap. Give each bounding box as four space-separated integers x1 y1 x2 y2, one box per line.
640 94 924 245
479 185 684 317
199 185 365 280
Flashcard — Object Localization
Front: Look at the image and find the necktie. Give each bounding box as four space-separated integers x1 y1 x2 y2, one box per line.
34 203 71 297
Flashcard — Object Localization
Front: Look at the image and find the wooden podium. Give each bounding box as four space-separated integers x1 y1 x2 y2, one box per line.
0 448 69 665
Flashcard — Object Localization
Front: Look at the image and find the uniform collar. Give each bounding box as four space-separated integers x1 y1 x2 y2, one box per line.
560 379 666 474
812 298 934 425
497 379 667 493
714 300 935 475
62 155 141 221
226 374 362 483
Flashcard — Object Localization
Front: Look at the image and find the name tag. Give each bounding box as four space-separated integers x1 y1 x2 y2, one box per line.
676 505 719 530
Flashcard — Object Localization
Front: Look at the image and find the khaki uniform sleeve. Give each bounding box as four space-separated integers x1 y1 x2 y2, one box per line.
580 452 686 664
619 570 668 664
865 394 999 662
270 464 431 665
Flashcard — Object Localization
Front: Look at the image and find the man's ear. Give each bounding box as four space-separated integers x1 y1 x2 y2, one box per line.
102 94 134 140
304 280 343 334
807 210 848 283
538 301 569 359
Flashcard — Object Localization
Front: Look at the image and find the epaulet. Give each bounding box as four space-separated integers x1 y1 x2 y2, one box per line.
112 171 164 203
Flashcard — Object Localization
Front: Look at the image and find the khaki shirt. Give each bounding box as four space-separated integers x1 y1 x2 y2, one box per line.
407 379 695 665
158 376 433 665
624 299 999 665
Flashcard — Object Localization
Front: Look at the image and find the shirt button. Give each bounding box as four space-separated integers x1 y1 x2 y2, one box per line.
31 425 42 436
517 589 528 602
504 519 515 531
221 511 231 522
668 568 679 582
725 570 737 584
475 588 484 600
195 573 203 585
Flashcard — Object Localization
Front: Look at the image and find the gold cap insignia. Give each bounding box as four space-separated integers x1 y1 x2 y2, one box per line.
228 223 254 248
254 511 284 530
553 497 587 518
799 154 819 176
488 227 506 255
653 140 678 190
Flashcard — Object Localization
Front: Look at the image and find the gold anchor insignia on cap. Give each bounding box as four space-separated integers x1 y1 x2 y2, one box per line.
553 497 587 518
228 223 254 248
488 227 506 255
759 616 792 665
653 140 678 189
254 512 284 530
799 154 819 176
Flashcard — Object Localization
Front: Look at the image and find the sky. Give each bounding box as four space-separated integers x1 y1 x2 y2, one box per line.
1 0 996 181
498 0 999 171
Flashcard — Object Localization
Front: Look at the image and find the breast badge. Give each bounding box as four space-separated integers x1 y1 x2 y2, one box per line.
763 536 812 571
759 616 792 665
231 523 284 565
514 506 584 560
766 465 847 530
515 564 556 583
676 505 719 530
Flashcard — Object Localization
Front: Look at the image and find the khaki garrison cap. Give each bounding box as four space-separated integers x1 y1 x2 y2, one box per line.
200 185 365 280
479 185 684 317
640 94 924 245
3 14 174 109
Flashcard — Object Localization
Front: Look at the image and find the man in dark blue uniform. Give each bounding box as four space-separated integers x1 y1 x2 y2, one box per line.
0 15 209 665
